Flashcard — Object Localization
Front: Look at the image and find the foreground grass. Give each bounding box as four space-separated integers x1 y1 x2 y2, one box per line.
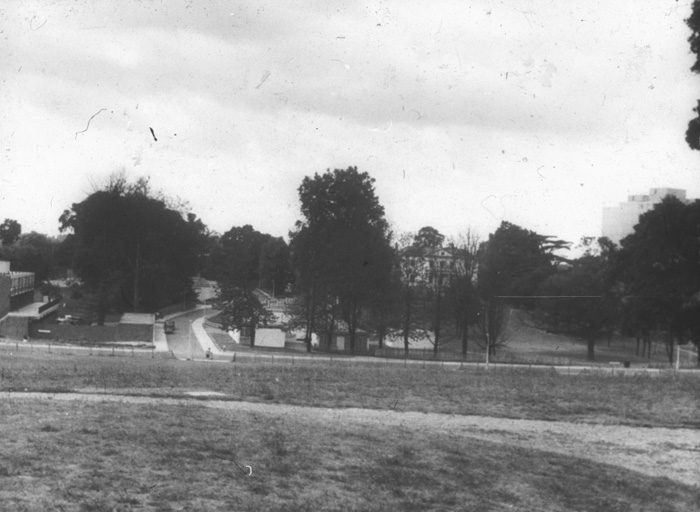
1 351 699 428
1 399 698 512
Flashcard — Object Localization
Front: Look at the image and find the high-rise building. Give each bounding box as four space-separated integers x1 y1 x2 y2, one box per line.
602 188 687 245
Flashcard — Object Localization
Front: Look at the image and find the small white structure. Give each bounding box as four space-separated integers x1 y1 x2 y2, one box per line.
254 328 286 348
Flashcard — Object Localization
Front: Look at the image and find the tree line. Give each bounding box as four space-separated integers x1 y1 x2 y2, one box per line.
2 168 698 364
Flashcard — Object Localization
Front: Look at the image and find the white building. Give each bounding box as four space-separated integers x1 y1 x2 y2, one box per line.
602 188 687 245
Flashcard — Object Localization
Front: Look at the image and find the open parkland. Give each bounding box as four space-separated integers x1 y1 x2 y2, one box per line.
0 308 698 512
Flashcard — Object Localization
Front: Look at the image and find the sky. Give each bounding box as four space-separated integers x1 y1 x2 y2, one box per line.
2 0 699 247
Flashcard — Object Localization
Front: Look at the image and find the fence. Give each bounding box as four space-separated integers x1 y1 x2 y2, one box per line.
0 340 173 359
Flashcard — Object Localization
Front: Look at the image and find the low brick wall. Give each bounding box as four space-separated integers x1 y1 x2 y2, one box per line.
29 323 153 343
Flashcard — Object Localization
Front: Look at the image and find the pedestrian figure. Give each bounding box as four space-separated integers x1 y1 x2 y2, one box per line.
22 335 28 343
206 348 212 360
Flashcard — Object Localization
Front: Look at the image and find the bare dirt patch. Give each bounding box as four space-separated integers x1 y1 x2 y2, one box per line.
8 391 699 488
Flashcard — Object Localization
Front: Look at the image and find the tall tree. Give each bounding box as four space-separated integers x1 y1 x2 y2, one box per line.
536 238 618 361
686 2 700 150
258 236 291 296
59 176 206 322
289 167 392 353
410 227 448 356
477 221 569 356
448 230 481 358
616 197 700 363
393 232 422 355
0 219 21 246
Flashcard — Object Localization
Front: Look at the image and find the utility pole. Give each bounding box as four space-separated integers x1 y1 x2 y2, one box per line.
188 320 193 360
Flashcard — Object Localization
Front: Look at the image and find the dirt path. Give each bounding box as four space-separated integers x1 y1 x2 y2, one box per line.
5 391 699 488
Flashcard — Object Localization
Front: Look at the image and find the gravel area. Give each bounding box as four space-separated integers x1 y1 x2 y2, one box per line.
5 391 699 488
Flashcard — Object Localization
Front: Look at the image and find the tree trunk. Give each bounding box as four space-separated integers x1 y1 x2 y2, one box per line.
133 240 140 313
403 291 411 356
378 307 386 349
433 291 441 358
305 289 316 352
587 336 595 361
461 320 468 358
250 325 256 348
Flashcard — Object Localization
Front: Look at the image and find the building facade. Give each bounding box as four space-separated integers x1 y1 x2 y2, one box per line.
602 188 687 245
401 246 463 288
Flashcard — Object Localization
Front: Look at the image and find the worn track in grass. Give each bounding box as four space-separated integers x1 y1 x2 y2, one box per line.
5 391 699 488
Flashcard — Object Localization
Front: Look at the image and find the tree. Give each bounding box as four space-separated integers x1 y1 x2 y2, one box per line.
447 230 481 358
0 232 58 282
259 237 291 296
289 167 393 353
616 197 700 364
0 219 21 246
686 2 700 150
214 284 273 347
536 239 618 361
477 221 569 356
59 176 206 322
392 232 422 355
413 226 445 249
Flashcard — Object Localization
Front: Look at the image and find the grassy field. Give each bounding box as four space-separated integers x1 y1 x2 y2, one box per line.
1 398 699 512
1 350 699 428
1 351 699 511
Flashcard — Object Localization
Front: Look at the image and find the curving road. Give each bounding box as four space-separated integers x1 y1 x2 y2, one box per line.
164 309 210 360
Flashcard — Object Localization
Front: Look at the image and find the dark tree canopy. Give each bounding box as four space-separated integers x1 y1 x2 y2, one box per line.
687 2 700 150
205 224 290 295
413 226 445 248
214 284 273 347
289 166 393 352
0 232 58 282
536 243 618 361
617 197 700 359
477 221 569 300
0 218 22 246
59 178 207 321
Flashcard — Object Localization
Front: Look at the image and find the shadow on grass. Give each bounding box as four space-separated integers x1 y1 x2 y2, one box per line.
0 399 698 511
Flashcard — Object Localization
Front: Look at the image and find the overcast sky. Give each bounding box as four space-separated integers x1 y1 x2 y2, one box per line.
2 0 699 246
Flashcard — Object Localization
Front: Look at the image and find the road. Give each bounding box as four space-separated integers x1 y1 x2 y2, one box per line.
165 309 210 360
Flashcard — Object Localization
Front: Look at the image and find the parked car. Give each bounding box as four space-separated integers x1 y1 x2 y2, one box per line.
57 315 82 325
164 320 176 334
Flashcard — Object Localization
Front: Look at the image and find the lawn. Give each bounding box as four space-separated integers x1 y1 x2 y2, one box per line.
1 350 699 428
1 351 699 510
1 398 699 512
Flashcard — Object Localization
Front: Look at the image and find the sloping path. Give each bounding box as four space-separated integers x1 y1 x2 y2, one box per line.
4 391 699 488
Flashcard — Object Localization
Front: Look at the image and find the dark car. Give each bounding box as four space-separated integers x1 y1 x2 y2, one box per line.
164 320 176 334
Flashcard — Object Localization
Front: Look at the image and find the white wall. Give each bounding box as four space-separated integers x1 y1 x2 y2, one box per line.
255 328 286 348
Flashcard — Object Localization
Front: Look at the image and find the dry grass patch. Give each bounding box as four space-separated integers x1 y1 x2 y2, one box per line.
1 398 699 511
